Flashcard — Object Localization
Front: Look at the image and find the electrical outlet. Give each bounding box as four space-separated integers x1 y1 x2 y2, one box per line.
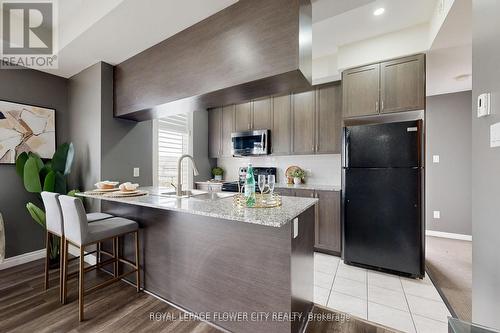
433 155 440 163
433 211 441 219
133 168 140 177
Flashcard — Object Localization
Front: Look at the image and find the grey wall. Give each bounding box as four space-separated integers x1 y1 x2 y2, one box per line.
100 63 153 186
0 67 68 258
426 91 472 235
192 110 215 182
472 0 500 329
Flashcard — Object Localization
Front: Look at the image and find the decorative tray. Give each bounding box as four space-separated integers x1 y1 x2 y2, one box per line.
233 193 282 208
103 190 148 198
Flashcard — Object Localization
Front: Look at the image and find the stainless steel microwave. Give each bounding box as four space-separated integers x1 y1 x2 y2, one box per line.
231 129 270 156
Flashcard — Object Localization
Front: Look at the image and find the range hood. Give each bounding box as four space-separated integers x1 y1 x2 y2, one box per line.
114 0 312 121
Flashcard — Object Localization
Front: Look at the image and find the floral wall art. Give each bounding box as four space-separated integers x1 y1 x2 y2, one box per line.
0 100 55 164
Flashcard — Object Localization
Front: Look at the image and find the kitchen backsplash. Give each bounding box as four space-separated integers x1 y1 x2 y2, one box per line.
217 154 342 186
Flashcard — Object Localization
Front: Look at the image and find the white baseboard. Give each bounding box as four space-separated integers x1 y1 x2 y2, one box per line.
0 249 45 270
426 230 472 241
68 244 96 265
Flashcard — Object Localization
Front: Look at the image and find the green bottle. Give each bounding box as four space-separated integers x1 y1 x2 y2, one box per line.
244 164 256 207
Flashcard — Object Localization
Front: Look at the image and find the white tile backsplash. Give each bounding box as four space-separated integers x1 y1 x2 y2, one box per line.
216 154 342 186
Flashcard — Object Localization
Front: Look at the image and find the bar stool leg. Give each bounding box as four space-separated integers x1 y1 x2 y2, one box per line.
79 245 85 322
134 231 140 292
59 235 64 303
62 238 68 305
96 242 101 269
113 237 118 277
44 231 50 290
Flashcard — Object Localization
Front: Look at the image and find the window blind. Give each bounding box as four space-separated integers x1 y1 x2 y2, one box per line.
156 114 190 187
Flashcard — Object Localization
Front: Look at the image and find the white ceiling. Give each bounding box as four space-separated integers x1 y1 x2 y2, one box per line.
45 0 237 78
313 0 437 59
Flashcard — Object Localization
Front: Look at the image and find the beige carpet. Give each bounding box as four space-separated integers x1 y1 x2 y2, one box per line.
425 235 472 322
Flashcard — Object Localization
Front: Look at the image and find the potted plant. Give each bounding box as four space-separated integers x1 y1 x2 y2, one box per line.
212 167 224 181
15 143 77 267
291 168 305 185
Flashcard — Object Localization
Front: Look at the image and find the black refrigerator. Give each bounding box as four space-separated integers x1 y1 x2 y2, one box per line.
342 120 425 278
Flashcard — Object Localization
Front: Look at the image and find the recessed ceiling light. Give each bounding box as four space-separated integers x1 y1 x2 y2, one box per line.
373 8 385 16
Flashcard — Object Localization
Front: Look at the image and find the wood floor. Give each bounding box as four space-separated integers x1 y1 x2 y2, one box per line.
0 259 220 333
1 259 398 333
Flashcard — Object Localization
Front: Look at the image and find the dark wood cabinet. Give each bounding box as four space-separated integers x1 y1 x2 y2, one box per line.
221 105 235 157
316 83 342 153
342 54 425 118
286 188 341 255
292 90 316 154
315 190 341 254
342 64 380 118
252 97 272 130
234 102 251 132
380 54 425 114
208 107 222 158
271 95 292 155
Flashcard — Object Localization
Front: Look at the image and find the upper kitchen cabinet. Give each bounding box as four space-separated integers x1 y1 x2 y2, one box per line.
292 90 316 154
271 95 292 155
316 83 342 153
342 64 380 118
234 102 252 132
221 105 235 157
342 54 425 118
208 107 222 158
380 54 425 114
252 97 272 130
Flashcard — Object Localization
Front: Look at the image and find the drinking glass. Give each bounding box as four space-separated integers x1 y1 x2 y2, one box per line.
267 175 275 195
258 175 267 195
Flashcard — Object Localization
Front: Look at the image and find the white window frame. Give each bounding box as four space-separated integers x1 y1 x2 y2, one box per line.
152 112 193 189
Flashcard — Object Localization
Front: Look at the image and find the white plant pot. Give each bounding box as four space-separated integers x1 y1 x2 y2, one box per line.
214 175 223 181
293 177 302 185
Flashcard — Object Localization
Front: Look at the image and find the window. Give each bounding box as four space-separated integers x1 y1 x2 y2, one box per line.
153 113 192 189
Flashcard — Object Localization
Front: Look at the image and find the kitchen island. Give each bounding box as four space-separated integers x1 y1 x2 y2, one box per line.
77 188 317 333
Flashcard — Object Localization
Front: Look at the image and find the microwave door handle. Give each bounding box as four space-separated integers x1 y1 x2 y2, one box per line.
261 133 266 149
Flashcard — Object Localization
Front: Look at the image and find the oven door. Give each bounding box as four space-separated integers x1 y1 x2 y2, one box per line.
231 130 269 156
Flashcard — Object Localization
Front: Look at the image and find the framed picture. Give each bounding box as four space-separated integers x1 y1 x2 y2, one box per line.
0 100 56 164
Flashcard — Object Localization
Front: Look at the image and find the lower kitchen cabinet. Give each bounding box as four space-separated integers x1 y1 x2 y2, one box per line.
276 187 341 254
314 190 341 254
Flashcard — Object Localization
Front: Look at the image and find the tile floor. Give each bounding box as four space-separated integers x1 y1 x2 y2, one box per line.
314 252 451 333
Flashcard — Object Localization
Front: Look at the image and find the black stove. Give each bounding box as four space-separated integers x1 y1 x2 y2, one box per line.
221 167 277 192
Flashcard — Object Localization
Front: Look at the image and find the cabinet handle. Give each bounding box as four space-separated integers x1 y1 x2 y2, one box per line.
376 101 379 112
381 100 384 111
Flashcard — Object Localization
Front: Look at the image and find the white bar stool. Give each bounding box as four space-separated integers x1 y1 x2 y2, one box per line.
41 192 112 303
58 195 140 322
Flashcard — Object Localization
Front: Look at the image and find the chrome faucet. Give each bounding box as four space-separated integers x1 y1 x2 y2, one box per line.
176 154 199 196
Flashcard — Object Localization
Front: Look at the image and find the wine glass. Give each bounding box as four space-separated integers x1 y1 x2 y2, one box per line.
258 175 267 195
267 175 275 195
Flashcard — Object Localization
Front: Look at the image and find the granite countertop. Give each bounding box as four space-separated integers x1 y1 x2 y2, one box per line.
275 183 341 192
77 187 318 228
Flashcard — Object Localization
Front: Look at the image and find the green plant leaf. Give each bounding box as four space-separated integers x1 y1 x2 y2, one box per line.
15 152 29 178
43 170 56 192
28 152 43 170
26 202 46 228
23 156 42 193
54 171 67 194
52 143 75 176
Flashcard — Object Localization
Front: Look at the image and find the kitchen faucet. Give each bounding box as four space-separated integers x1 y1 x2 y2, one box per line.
176 154 200 196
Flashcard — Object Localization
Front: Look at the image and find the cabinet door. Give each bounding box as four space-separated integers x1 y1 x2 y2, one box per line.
221 105 235 157
315 190 341 253
293 189 314 198
271 94 291 155
208 107 222 158
252 97 271 130
234 102 252 132
292 91 315 154
316 84 342 153
275 188 294 197
380 54 425 113
342 64 380 118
